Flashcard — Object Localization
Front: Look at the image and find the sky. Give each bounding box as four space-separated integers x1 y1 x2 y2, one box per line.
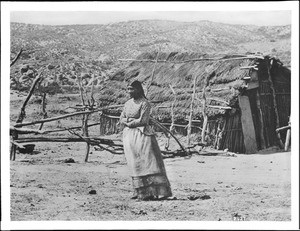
3 2 295 26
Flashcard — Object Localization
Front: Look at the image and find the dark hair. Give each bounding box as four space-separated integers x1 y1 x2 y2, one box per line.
130 80 147 99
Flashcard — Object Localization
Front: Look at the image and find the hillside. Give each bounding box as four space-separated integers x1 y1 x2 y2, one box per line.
10 20 291 61
10 20 291 91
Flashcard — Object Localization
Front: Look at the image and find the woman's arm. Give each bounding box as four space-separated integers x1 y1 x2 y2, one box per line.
119 108 127 125
119 105 135 126
126 101 151 128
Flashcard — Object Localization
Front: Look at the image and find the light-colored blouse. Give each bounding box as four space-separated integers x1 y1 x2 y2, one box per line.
120 97 155 136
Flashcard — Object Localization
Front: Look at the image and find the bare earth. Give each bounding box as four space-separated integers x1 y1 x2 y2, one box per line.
9 91 291 221
10 142 291 221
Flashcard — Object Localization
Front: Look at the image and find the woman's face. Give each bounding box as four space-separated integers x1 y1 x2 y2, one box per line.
127 86 138 98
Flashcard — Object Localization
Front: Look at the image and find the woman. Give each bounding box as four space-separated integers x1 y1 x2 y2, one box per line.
119 80 172 201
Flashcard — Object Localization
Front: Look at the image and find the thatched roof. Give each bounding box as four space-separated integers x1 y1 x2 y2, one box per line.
98 52 262 121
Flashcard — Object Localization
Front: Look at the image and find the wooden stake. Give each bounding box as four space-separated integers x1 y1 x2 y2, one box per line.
83 113 90 162
38 92 48 130
256 91 266 149
201 86 208 144
11 69 45 160
284 117 291 152
165 84 177 150
169 84 176 133
266 59 284 149
187 74 198 146
145 49 160 97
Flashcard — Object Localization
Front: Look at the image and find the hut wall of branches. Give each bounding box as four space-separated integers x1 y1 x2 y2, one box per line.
98 52 290 153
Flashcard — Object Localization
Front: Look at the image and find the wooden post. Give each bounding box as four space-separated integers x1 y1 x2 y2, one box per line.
165 84 176 150
266 59 284 149
214 122 221 149
169 85 176 133
83 113 90 162
284 117 291 151
145 50 160 97
187 74 198 146
256 91 266 149
201 86 208 144
11 69 44 160
78 74 91 162
239 95 258 154
38 92 48 130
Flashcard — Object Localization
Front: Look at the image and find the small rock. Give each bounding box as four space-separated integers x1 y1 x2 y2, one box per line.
197 161 205 164
64 158 75 163
89 190 97 194
200 195 211 200
187 195 200 201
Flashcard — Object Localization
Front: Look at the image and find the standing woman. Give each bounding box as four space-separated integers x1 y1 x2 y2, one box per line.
120 80 172 201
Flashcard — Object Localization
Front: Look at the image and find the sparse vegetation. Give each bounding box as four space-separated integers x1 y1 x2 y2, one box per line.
10 20 291 94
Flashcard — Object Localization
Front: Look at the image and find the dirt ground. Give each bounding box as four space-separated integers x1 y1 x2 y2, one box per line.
10 140 291 222
9 91 291 222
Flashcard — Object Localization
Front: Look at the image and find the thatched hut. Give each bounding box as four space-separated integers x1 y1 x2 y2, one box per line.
98 52 290 154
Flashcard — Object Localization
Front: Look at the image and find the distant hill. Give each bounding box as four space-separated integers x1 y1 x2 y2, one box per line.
10 20 291 91
10 20 291 64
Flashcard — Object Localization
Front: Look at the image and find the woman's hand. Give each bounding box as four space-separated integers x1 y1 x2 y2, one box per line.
127 118 134 122
121 117 134 126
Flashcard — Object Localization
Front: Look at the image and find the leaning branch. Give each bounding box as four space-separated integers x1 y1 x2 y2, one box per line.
10 49 23 67
13 104 123 128
118 55 264 64
10 122 102 135
150 117 186 153
16 69 45 123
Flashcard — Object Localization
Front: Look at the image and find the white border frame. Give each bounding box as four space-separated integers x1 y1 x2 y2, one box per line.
1 1 299 230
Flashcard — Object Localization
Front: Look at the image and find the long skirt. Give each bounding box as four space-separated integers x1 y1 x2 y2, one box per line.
123 127 172 199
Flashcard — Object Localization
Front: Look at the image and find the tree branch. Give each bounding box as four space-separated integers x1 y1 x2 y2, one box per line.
10 49 23 67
